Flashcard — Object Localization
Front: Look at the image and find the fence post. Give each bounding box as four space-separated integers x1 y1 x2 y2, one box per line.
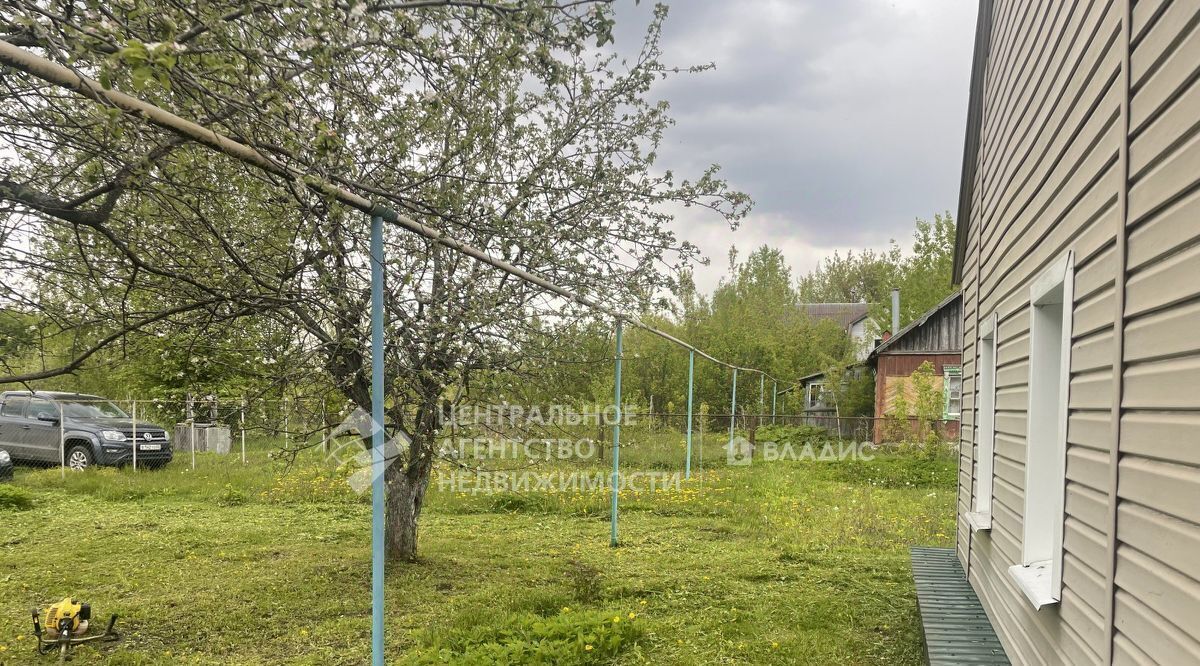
240 397 247 464
131 399 138 472
284 397 290 450
59 402 65 479
685 350 694 480
187 393 196 471
771 381 777 424
729 368 738 452
610 319 624 548
759 374 765 432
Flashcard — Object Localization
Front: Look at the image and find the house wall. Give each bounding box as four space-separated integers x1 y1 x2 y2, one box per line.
872 353 962 443
958 1 1200 664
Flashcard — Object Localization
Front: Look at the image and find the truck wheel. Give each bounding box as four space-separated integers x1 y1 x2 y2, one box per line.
66 444 94 471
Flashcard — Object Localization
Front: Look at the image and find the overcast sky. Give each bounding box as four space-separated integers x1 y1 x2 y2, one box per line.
613 0 978 293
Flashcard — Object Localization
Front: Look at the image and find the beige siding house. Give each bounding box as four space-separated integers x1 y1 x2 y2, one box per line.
953 1 1200 664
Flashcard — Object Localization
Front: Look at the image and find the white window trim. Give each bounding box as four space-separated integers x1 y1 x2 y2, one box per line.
1009 251 1073 610
968 312 999 533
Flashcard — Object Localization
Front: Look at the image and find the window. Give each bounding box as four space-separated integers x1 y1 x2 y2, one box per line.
27 398 57 420
943 366 963 419
805 382 827 410
1009 252 1073 609
968 314 998 532
0 396 28 417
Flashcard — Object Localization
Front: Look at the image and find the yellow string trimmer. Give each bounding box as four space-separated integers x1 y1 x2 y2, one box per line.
31 598 120 663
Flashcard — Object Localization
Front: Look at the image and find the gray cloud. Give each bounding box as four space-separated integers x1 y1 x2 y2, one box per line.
614 0 977 291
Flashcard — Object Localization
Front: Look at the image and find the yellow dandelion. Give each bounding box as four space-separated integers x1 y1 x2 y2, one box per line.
628 612 637 620
584 644 593 651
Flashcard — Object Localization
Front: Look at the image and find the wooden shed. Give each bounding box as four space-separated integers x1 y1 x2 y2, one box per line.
868 291 963 443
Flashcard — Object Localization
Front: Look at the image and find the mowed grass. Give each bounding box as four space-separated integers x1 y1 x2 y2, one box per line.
0 431 955 665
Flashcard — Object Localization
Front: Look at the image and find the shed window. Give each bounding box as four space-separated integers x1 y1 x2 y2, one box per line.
1009 252 1073 609
942 366 962 419
805 382 827 410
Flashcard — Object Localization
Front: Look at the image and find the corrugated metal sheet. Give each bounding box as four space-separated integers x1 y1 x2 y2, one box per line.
911 547 1011 665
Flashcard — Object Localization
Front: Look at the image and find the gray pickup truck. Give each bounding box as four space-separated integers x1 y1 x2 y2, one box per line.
0 391 172 470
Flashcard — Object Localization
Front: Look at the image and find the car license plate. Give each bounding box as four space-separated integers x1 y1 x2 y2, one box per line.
139 444 162 451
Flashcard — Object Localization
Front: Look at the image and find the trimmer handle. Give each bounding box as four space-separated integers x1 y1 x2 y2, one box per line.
105 614 118 635
31 608 42 636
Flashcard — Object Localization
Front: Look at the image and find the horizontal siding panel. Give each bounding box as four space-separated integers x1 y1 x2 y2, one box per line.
1119 455 1200 524
1063 514 1108 582
1073 242 1117 298
1129 62 1200 176
1130 0 1200 86
1126 177 1200 268
995 386 1028 412
1067 445 1109 492
1118 501 1200 581
1065 481 1109 531
1074 283 1116 336
1125 238 1200 316
996 357 1029 389
1115 545 1200 660
1123 353 1200 409
1060 587 1107 659
1131 0 1169 45
1129 2 1200 131
1123 296 1200 362
1121 410 1200 466
1069 367 1112 410
1071 326 1114 372
1114 589 1200 665
996 411 1026 438
1068 409 1111 451
1113 631 1156 666
1128 112 1200 224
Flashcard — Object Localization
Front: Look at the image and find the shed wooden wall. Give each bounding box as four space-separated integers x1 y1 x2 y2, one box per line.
959 0 1200 664
879 295 963 354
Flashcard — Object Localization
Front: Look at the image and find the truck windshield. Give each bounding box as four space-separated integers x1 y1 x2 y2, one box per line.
60 399 128 419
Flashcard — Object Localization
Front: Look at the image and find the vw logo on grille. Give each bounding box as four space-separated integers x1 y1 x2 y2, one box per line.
143 432 153 441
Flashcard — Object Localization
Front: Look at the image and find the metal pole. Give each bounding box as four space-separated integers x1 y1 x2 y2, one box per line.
131 400 138 472
685 350 694 480
284 397 290 450
729 368 738 452
369 214 386 666
771 381 777 424
610 320 624 548
188 394 196 471
59 402 65 479
759 374 765 431
240 398 246 464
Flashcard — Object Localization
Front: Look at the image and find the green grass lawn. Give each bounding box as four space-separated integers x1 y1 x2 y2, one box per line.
0 432 955 665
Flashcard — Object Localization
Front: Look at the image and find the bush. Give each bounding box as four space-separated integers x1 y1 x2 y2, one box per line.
406 608 643 665
825 453 956 489
0 484 34 510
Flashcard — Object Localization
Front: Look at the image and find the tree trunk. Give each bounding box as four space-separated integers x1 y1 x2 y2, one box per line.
385 461 429 562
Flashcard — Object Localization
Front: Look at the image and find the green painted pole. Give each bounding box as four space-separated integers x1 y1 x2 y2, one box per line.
729 368 738 450
685 350 694 479
610 320 623 547
771 381 777 423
